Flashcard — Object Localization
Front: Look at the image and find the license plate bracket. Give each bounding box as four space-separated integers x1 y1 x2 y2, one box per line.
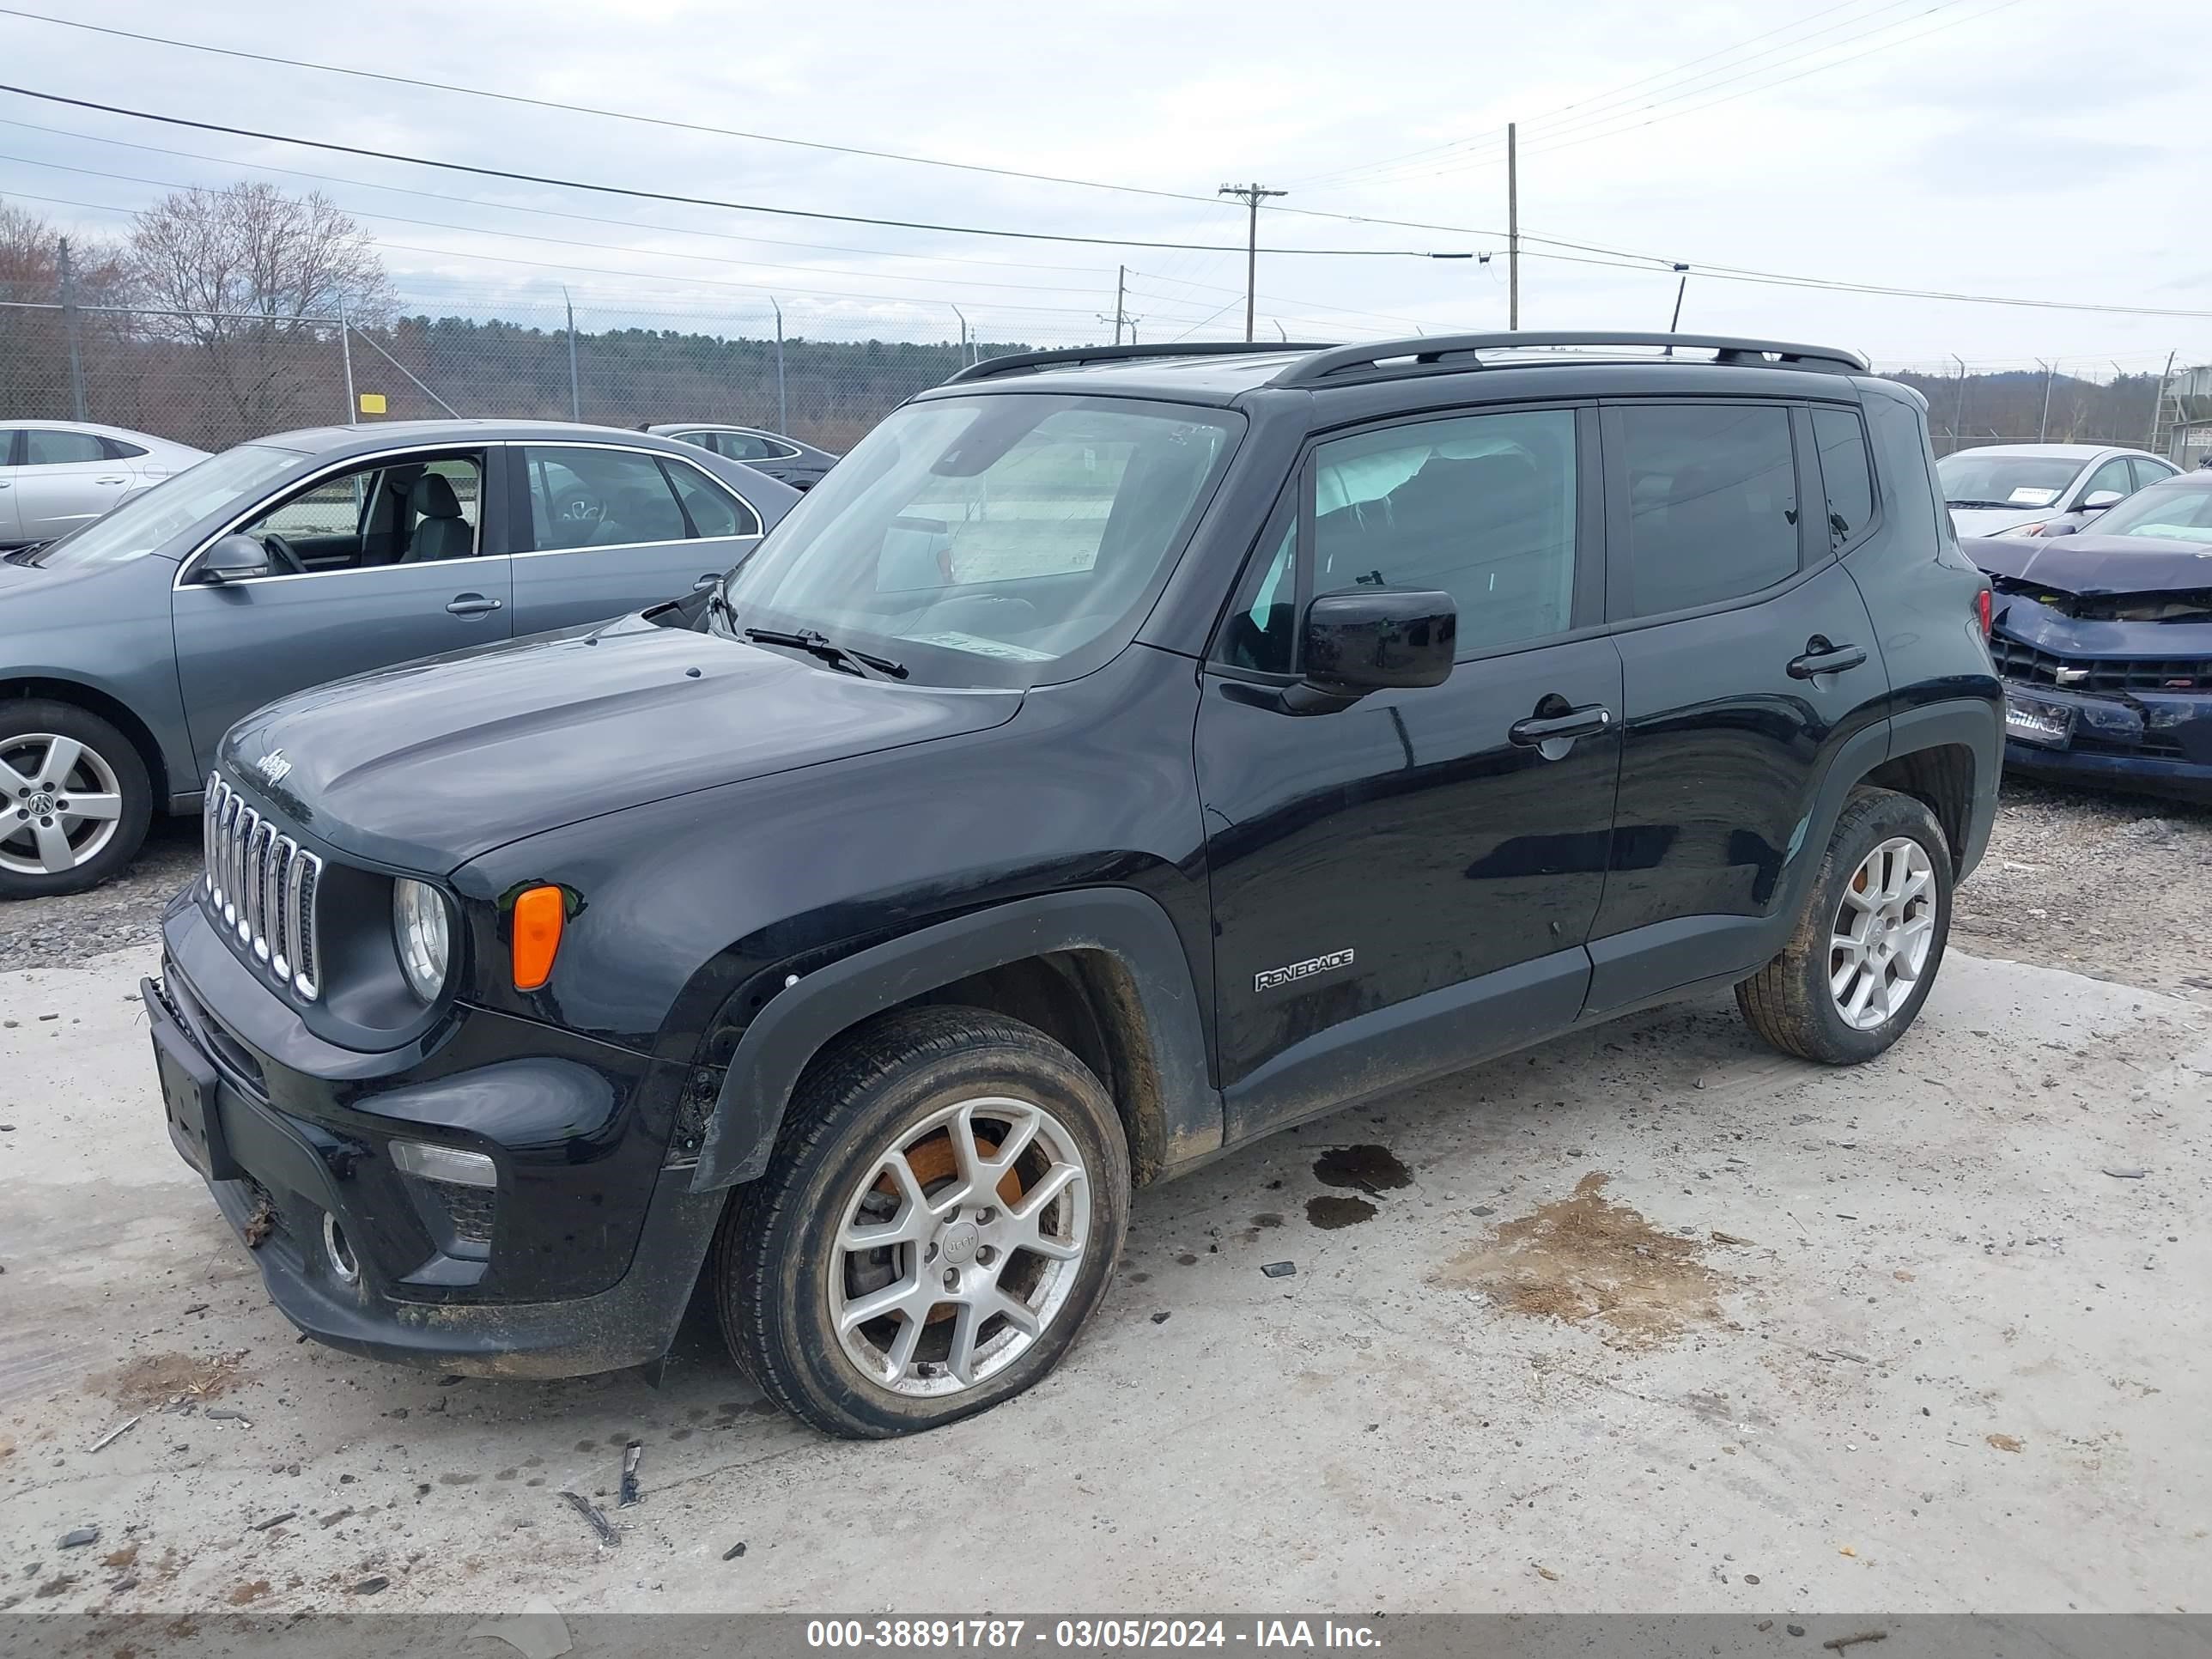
145 977 239 1182
2004 691 2075 748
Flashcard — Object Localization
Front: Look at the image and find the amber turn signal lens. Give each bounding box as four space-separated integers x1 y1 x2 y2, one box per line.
511 884 564 991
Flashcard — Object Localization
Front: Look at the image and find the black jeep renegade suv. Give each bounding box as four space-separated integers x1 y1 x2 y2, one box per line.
149 332 2002 1437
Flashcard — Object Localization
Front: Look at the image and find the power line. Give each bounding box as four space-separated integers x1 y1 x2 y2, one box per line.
0 82 1439 258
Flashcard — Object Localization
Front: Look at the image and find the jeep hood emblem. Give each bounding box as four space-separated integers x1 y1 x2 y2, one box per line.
255 750 294 787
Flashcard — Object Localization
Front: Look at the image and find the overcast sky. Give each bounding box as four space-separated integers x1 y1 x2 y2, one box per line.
1 0 2206 372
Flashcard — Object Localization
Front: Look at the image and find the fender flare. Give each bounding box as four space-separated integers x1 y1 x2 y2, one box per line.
1887 696 2003 880
689 888 1219 1191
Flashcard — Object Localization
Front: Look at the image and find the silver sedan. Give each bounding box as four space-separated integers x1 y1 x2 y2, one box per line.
0 420 210 549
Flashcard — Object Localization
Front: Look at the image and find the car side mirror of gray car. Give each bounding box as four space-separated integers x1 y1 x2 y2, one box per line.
2081 490 2124 512
199 533 272 585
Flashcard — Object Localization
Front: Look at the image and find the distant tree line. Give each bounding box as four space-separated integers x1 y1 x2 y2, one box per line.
1884 367 2171 456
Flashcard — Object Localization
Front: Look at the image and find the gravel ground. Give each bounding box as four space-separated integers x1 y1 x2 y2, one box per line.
7 779 2207 991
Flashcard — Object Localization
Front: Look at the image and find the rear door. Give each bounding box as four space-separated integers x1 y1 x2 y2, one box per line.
172 447 510 774
507 442 764 635
1585 398 1891 1014
11 428 131 541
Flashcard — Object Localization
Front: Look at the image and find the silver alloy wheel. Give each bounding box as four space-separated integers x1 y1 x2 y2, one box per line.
1830 836 1936 1031
829 1094 1091 1398
0 734 125 877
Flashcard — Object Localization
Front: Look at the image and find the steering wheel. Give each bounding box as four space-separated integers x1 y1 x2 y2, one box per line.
258 532 307 576
551 487 606 526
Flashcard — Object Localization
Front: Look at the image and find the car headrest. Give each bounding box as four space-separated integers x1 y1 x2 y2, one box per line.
410 472 463 520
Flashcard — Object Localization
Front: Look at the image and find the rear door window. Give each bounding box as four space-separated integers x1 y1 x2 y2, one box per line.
521 447 690 550
2130 457 2177 491
1609 403 1801 617
22 429 108 465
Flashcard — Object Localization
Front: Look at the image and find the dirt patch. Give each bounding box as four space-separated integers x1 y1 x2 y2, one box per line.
1313 1144 1412 1196
1434 1172 1728 1347
228 1580 270 1606
1987 1432 2024 1453
93 1352 246 1409
103 1545 139 1571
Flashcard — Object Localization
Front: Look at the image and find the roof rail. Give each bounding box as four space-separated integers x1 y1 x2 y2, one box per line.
1270 331 1869 388
945 339 1337 386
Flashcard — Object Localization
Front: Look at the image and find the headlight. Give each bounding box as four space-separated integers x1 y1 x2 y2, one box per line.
392 878 452 1003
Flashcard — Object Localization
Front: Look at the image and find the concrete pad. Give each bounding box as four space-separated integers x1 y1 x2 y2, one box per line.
0 945 2205 1616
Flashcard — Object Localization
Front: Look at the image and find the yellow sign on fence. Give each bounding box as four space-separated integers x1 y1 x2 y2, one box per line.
357 392 387 416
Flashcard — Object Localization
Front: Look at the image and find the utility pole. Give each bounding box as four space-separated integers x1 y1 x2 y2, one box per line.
1951 355 1969 445
562 286 580 422
2038 358 2057 442
1113 265 1126 345
2147 349 2176 455
58 236 88 421
1219 182 1286 342
1506 124 1520 331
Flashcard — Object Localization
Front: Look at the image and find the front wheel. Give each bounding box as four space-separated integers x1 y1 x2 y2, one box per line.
0 701 153 899
713 1006 1130 1438
1736 787 1954 1065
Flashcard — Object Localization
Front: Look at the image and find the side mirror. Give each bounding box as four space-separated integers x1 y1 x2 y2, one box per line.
1304 587 1457 693
2081 490 2124 512
199 533 271 585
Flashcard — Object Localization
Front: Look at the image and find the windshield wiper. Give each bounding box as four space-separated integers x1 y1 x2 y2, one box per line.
1948 499 2025 511
743 625 908 681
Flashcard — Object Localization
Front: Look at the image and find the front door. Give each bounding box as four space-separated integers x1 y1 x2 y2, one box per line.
1586 399 1892 1012
173 447 512 775
508 444 764 635
1196 404 1621 1141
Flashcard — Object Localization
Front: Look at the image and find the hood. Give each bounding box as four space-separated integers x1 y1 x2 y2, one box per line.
1967 532 2212 597
1950 505 2056 537
222 613 1021 873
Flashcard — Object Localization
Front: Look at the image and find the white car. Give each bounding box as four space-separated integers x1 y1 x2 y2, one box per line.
1937 442 2179 538
0 421 210 550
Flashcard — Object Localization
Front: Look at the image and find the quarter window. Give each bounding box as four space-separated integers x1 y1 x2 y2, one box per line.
521 447 691 551
713 431 787 463
23 429 107 465
1615 404 1799 617
1309 408 1580 654
1811 407 1875 550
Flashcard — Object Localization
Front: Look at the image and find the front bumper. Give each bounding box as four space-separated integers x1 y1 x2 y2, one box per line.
1999 680 2212 804
154 892 726 1377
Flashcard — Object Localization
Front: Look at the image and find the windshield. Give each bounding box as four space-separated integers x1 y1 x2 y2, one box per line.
30 443 304 567
2093 480 2212 545
717 393 1242 687
1935 452 2084 509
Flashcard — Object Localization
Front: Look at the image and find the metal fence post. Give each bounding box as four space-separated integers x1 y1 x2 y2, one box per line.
337 308 357 422
563 286 580 422
58 237 88 421
771 297 786 433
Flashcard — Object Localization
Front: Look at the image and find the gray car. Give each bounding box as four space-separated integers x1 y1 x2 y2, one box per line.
0 419 796 897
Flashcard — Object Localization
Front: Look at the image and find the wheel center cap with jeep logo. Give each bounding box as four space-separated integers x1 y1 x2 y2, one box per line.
939 1220 980 1266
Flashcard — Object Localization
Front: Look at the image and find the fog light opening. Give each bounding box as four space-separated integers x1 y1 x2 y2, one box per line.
322 1212 361 1285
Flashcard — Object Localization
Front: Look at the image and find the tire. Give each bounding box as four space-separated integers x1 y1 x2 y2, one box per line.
1736 787 1953 1065
713 1005 1131 1438
0 700 153 900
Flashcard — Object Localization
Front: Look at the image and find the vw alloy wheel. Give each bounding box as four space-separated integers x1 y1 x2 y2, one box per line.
0 733 125 878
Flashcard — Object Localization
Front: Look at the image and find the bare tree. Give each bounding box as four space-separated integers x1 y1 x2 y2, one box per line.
0 197 131 417
125 183 392 438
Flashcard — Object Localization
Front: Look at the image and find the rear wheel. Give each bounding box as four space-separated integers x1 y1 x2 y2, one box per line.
1736 787 1953 1065
0 701 152 899
713 1006 1129 1438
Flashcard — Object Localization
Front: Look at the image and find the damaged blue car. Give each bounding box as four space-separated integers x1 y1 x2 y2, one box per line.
1973 471 2212 803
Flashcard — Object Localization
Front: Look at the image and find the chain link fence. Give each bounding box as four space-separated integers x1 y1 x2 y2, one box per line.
2 282 2201 465
0 289 1106 453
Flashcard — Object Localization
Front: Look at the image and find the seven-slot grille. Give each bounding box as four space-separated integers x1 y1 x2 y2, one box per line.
202 775 323 1000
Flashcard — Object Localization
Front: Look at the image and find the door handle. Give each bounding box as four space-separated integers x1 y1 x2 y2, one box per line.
1509 704 1613 748
96 476 128 485
446 594 503 617
1787 638 1869 679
